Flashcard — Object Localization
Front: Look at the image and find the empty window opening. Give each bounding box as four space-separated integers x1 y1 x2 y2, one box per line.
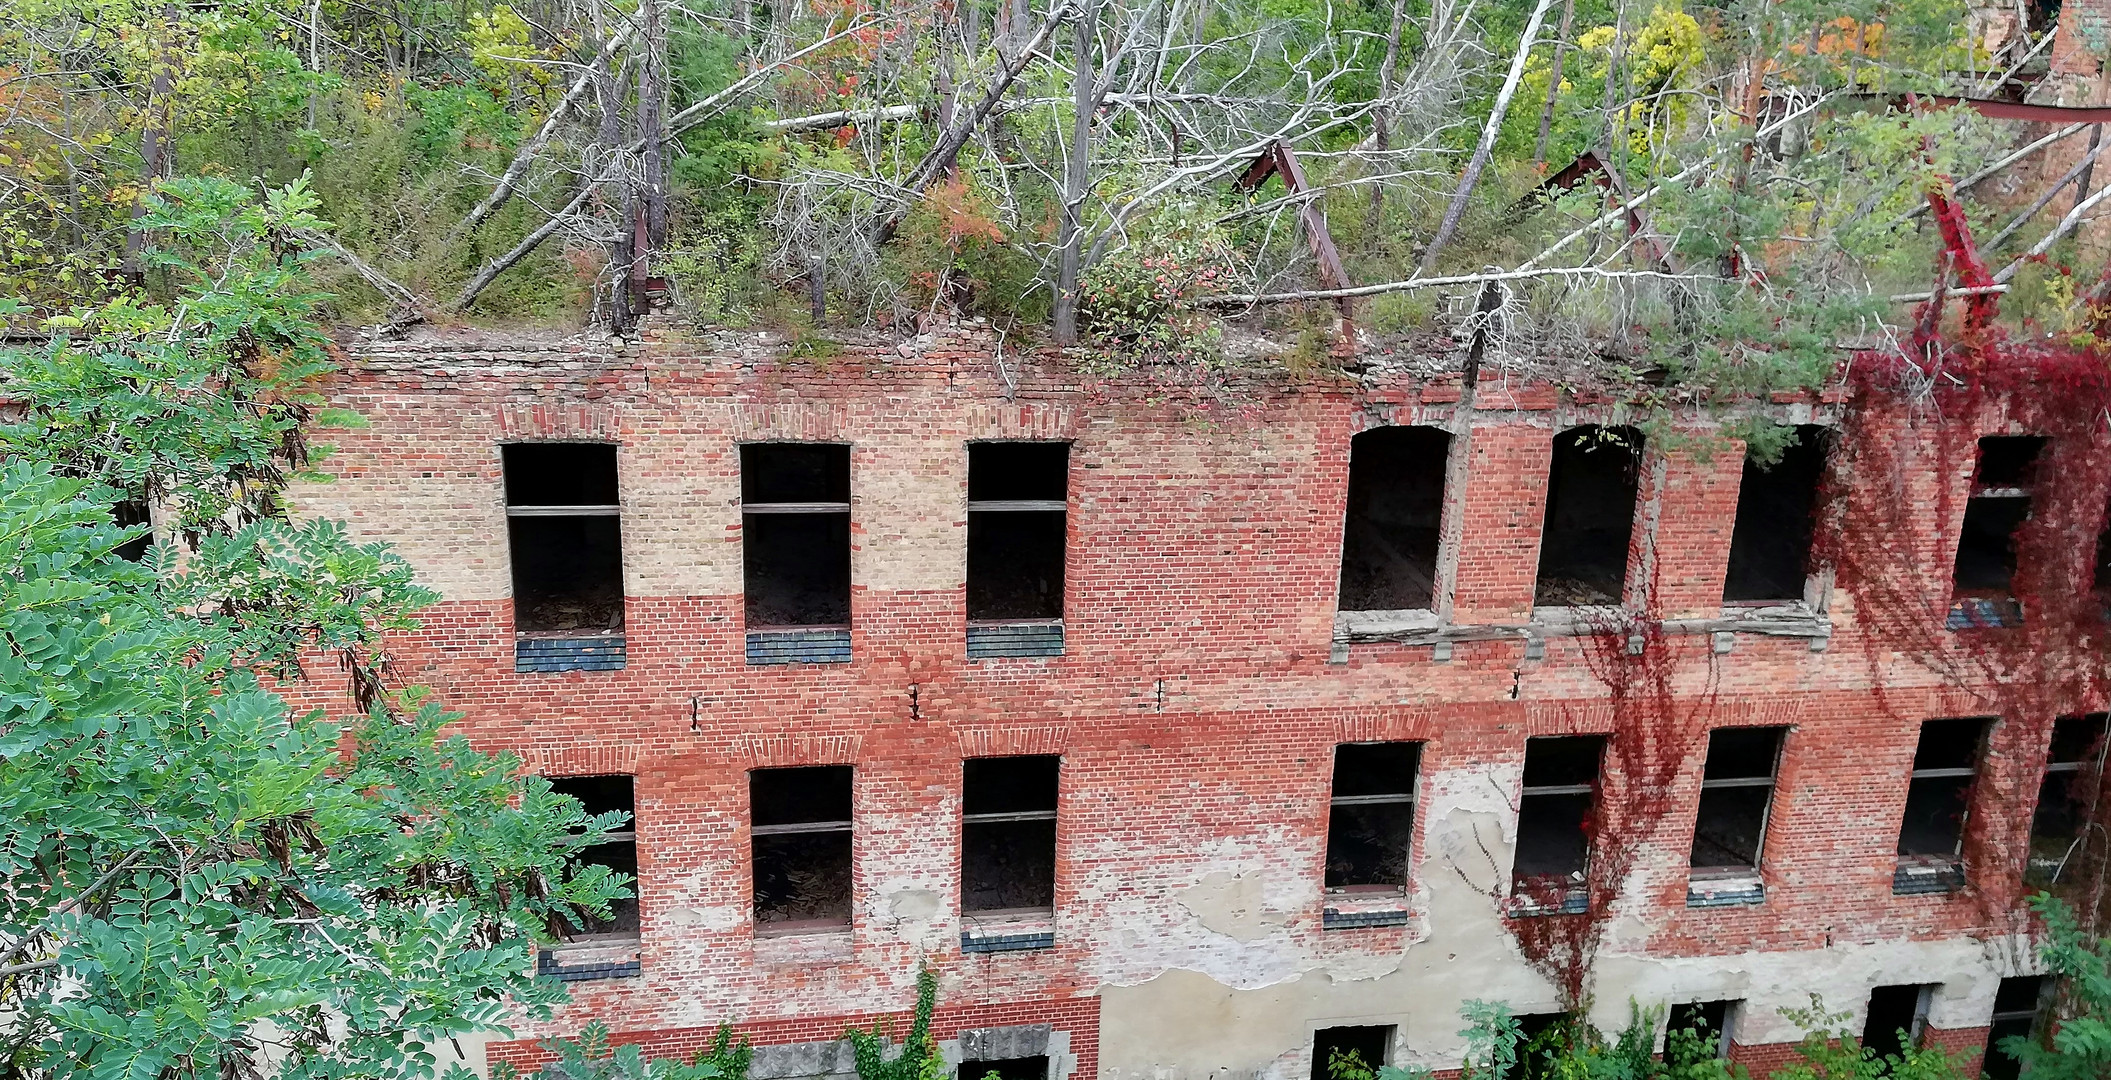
751 765 853 930
1326 742 1421 891
1515 737 1605 890
1953 436 2046 613
113 498 152 562
1861 984 1932 1062
548 775 638 938
967 443 1068 622
1536 426 1643 606
1724 426 1829 603
1981 976 2046 1080
1338 427 1452 611
1898 719 1988 861
1690 727 1786 873
742 444 851 629
505 444 624 634
1312 1025 1393 1080
960 1058 1049 1080
962 755 1058 913
1667 1000 1737 1060
2029 714 2106 885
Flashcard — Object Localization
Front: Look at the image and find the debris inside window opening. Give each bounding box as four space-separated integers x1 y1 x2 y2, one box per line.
1690 727 1785 871
961 755 1059 913
1861 984 1931 1062
548 774 639 937
1951 436 2046 613
1338 426 1451 611
1514 736 1605 885
742 444 852 628
1723 426 1829 603
967 443 1069 622
1325 742 1421 890
1310 1026 1392 1080
1897 718 1987 859
751 765 853 929
1980 977 2046 1080
503 444 624 634
2028 714 2107 885
1536 426 1643 607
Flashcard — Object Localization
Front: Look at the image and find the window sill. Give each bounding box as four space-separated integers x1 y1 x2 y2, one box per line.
1322 890 1413 930
1947 596 2023 630
967 620 1064 658
746 628 852 665
961 911 1055 953
516 631 627 672
1892 857 1966 895
1333 608 1831 648
754 917 853 938
1686 871 1765 908
538 938 641 982
1507 877 1589 917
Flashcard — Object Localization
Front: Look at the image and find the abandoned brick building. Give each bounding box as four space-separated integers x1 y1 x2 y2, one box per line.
270 299 2111 1080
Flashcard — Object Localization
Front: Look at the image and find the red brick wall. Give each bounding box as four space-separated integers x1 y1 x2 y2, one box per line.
280 326 2061 1077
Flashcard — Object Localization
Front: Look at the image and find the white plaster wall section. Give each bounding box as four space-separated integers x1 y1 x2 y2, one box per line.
1176 872 1290 944
1075 821 1318 990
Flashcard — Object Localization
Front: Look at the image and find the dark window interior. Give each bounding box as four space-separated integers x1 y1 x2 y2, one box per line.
960 1058 1049 1080
1312 1025 1392 1080
1981 976 2044 1080
968 443 1069 500
1898 719 1987 859
113 499 152 562
742 444 852 629
962 755 1058 912
2030 714 2106 884
742 443 851 503
1954 436 2045 599
1326 742 1420 890
505 443 620 504
967 443 1068 622
1667 1000 1733 1058
549 774 638 937
1515 736 1604 881
1536 426 1642 606
2094 495 2111 594
1861 984 1927 1061
1691 727 1785 870
751 765 853 928
1338 426 1451 611
504 444 624 634
1724 426 1828 602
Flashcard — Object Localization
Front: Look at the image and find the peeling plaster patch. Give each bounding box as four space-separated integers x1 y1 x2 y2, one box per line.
888 888 943 922
1178 873 1288 943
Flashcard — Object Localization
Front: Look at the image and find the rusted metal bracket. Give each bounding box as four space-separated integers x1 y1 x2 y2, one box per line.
1235 140 1358 346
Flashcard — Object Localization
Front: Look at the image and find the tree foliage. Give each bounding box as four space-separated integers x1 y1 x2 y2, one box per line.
0 181 629 1079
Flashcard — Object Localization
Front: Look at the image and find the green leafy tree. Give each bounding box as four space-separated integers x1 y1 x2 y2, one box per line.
2001 894 2111 1080
0 176 630 1079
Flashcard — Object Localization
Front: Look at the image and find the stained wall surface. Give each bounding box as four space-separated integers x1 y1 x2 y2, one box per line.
278 323 2071 1080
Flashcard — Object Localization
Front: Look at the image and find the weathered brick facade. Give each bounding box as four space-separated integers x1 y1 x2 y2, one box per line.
279 320 2074 1080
